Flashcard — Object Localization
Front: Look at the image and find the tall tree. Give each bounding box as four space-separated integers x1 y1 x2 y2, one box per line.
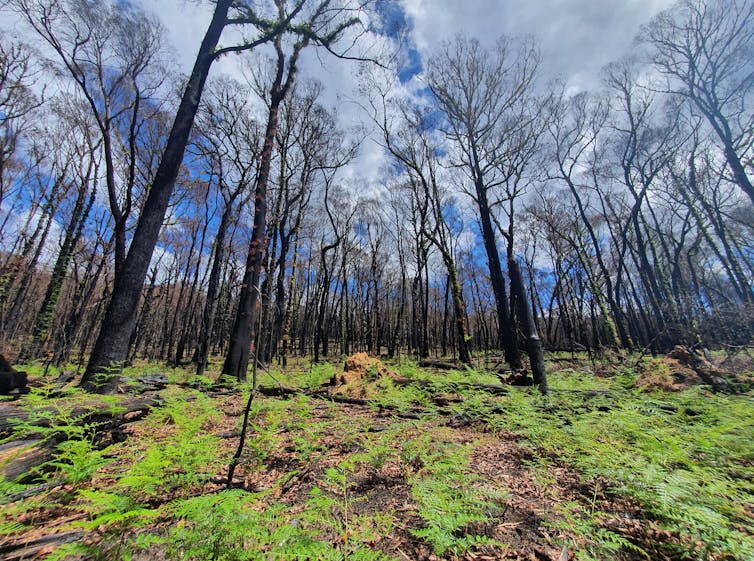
81 0 366 391
427 36 540 370
24 102 101 359
192 77 261 376
14 0 165 277
641 0 754 206
222 0 367 382
221 30 307 381
371 86 473 364
265 84 335 363
547 92 632 348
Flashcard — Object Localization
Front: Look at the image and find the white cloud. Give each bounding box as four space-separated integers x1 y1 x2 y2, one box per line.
400 0 674 92
134 0 213 74
134 0 396 195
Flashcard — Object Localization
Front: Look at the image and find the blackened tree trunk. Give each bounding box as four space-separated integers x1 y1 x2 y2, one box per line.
314 242 337 363
165 216 201 365
559 170 630 349
441 274 449 357
279 234 300 368
257 186 284 364
5 201 55 339
447 263 472 365
81 0 234 392
128 259 162 362
174 203 211 366
222 37 304 381
196 203 236 377
474 179 522 369
387 218 407 359
509 258 547 394
271 191 309 363
54 231 112 365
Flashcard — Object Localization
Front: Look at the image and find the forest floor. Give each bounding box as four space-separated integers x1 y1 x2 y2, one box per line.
0 351 753 561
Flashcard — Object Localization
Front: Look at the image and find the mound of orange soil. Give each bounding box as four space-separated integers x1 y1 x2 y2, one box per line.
330 353 407 398
635 355 702 391
636 346 747 391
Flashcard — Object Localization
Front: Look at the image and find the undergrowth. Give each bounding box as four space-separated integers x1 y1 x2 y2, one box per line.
2 356 752 561
115 391 222 500
404 431 507 555
478 367 754 561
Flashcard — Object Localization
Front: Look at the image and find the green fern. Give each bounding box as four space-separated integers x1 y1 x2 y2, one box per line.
45 438 112 485
405 437 507 555
484 366 754 560
117 393 221 499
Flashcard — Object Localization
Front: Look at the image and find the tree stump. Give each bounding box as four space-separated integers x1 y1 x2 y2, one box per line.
0 354 28 396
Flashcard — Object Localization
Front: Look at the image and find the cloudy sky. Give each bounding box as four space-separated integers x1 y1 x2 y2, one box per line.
0 0 679 267
402 0 674 90
131 0 674 187
142 0 674 88
6 0 676 190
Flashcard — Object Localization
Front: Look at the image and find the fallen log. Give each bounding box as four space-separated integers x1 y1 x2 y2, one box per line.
2 479 65 502
418 359 465 371
257 377 510 400
667 346 731 392
256 385 300 398
0 439 51 482
322 393 373 406
0 396 161 437
130 374 169 392
256 386 374 406
0 396 161 483
391 377 509 395
0 530 86 561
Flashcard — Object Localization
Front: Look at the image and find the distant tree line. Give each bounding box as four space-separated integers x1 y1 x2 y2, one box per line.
0 0 751 393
